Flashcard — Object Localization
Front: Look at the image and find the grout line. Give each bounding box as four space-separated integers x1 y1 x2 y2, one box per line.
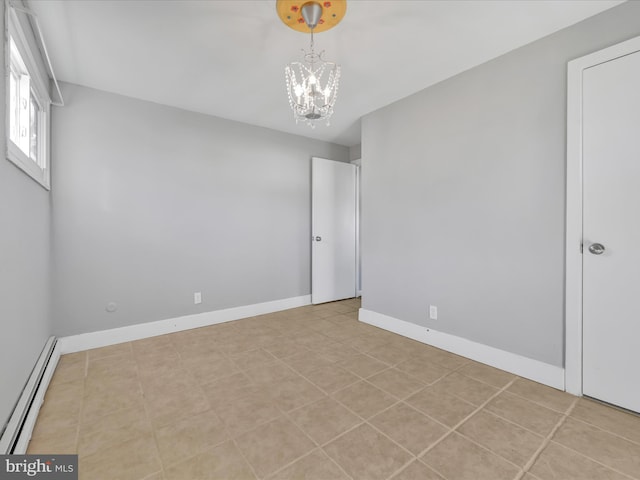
538 440 639 480
515 397 579 480
408 375 520 478
498 380 575 416
230 437 262 480
566 412 640 449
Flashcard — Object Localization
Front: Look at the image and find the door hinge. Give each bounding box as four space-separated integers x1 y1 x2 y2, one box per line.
580 242 583 254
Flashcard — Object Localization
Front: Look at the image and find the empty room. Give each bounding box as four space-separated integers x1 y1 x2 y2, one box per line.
1 0 640 479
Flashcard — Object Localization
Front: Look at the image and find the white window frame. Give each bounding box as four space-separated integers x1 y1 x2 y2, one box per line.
5 5 51 190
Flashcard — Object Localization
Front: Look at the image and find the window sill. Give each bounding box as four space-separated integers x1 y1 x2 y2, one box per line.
6 142 50 191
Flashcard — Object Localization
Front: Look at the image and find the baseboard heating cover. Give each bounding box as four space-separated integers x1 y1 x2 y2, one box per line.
0 336 60 454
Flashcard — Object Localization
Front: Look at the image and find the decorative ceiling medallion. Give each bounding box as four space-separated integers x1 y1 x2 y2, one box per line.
276 0 346 33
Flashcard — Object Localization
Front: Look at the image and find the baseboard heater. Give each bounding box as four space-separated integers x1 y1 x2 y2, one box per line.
0 336 59 454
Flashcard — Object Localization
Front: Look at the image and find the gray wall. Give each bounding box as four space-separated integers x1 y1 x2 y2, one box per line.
361 2 640 367
52 83 348 336
349 144 362 161
0 1 52 430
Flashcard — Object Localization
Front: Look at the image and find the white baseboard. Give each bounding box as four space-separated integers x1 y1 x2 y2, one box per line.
0 337 61 454
359 308 565 391
58 295 311 354
13 341 61 454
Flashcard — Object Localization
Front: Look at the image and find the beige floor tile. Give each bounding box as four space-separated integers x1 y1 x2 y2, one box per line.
44 379 84 410
244 360 301 384
27 426 78 454
507 378 575 413
366 343 411 366
347 334 390 353
181 354 240 384
138 363 191 391
87 342 132 359
201 372 265 410
322 325 360 343
173 338 221 360
528 442 629 480
141 473 165 480
58 351 87 366
143 380 210 428
485 392 563 437
79 432 161 480
215 390 282 437
406 387 476 427
327 302 358 314
135 351 182 385
553 417 640 477
286 330 334 349
422 433 519 480
261 338 312 359
570 398 640 444
282 351 335 375
395 357 451 385
391 461 445 480
31 400 81 439
38 380 84 416
50 356 86 384
457 410 544 466
307 317 341 332
268 449 349 480
418 348 469 370
337 353 388 378
155 410 228 468
78 407 152 456
230 348 277 371
366 368 425 399
310 341 360 363
86 354 138 382
268 375 326 412
431 372 499 406
457 361 516 388
131 334 174 354
288 397 361 445
303 364 360 393
323 423 412 480
164 441 256 480
332 381 396 419
235 417 315 478
85 369 140 397
370 403 448 455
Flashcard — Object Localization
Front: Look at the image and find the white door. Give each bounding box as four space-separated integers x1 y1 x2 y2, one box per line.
311 157 357 304
582 49 640 412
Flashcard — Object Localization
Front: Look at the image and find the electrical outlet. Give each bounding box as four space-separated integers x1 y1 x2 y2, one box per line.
429 305 438 320
194 292 202 304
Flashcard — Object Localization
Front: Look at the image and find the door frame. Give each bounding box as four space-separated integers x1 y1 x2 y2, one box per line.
565 35 640 396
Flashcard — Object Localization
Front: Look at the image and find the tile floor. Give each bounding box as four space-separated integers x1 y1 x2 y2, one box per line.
28 298 640 480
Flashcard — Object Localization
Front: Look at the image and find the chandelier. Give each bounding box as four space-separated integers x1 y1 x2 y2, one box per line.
277 1 346 127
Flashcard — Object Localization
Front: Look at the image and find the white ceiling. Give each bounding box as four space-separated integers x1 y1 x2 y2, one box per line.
29 0 623 147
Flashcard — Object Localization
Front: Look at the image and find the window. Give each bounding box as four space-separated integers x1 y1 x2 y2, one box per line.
6 8 51 189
